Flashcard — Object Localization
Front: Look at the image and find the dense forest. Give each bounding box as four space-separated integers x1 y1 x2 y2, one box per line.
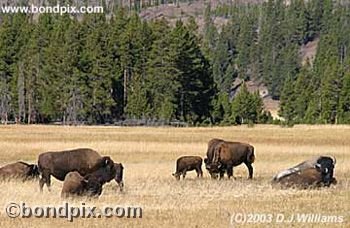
0 0 350 125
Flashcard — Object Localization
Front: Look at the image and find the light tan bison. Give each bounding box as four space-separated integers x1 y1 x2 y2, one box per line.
61 171 102 198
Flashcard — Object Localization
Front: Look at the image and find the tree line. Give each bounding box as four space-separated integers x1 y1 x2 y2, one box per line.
0 0 350 125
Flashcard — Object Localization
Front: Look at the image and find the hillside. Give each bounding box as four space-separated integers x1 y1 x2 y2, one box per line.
1 0 350 125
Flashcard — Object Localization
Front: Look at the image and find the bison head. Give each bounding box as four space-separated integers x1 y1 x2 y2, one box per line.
172 173 180 180
82 177 102 197
315 156 336 186
28 164 40 179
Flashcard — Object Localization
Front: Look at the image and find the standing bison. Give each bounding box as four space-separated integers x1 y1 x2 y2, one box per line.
172 156 203 180
204 138 224 178
38 148 115 192
206 140 255 179
0 161 39 181
272 156 337 188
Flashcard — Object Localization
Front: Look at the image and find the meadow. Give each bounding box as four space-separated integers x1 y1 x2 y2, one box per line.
0 125 349 227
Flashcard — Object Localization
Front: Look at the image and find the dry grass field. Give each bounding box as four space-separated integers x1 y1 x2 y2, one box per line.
0 125 349 227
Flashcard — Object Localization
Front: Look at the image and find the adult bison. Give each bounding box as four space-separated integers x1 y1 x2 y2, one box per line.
204 138 224 178
272 156 337 189
38 148 115 192
0 161 39 181
114 163 124 191
207 140 255 179
172 156 203 180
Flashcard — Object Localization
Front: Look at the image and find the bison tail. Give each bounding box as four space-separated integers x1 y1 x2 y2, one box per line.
247 147 255 164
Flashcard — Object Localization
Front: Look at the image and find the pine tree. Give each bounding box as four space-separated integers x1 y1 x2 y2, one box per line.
170 20 214 124
338 71 350 123
125 73 149 119
279 75 296 123
145 19 179 120
231 83 264 124
320 58 343 124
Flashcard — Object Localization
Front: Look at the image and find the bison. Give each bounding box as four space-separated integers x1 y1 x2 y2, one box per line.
38 148 115 192
204 138 224 178
114 163 124 191
61 171 103 198
0 161 39 181
272 156 337 189
207 140 255 179
172 156 203 180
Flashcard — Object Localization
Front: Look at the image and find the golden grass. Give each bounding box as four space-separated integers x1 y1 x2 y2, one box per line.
0 125 349 227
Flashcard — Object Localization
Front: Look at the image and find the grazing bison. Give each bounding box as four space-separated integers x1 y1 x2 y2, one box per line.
172 156 203 180
0 161 39 181
272 156 337 189
204 138 224 178
61 171 103 198
207 141 255 179
38 148 115 192
114 163 124 191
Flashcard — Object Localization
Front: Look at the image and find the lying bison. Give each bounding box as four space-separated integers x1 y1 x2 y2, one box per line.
204 138 224 178
114 163 124 191
172 156 203 180
272 156 337 189
0 161 39 181
38 148 115 192
61 171 102 198
207 140 255 179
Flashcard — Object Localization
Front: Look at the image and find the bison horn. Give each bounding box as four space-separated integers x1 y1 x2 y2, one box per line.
314 163 321 170
332 156 336 165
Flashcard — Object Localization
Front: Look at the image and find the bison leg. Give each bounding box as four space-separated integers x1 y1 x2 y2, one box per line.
209 172 218 179
226 167 233 179
115 179 124 192
219 170 225 180
245 162 254 179
196 167 203 178
182 171 186 180
39 170 51 192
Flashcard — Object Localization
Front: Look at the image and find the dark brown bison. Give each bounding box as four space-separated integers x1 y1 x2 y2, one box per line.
172 156 203 180
114 163 124 191
61 171 102 198
204 138 224 178
207 140 255 179
0 161 39 181
272 156 337 189
38 148 115 192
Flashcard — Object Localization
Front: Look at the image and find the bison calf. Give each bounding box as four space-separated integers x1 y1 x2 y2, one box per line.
0 161 39 181
61 159 116 198
172 156 203 180
61 172 102 198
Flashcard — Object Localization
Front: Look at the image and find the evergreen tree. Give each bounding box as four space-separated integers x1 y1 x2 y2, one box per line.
279 75 296 122
338 71 350 123
231 83 264 124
